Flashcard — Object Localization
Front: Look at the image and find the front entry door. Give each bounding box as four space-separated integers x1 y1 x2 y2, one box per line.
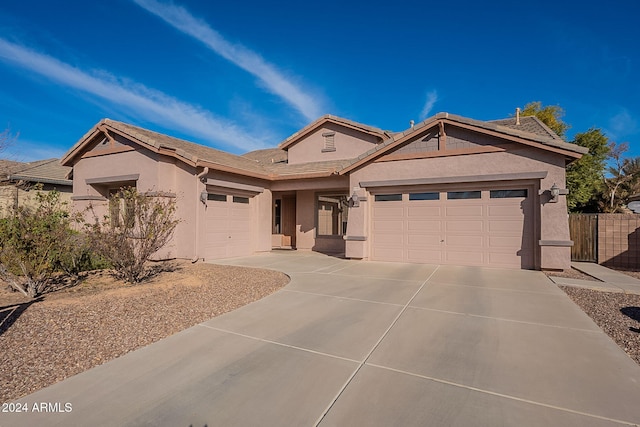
281 196 296 248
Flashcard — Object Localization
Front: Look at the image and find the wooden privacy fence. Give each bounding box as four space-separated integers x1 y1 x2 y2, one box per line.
569 214 598 262
569 213 640 270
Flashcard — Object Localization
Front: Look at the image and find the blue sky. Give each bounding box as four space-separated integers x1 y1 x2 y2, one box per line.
0 0 638 162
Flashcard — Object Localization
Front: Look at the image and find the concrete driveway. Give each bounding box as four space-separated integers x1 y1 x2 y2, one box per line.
3 252 640 426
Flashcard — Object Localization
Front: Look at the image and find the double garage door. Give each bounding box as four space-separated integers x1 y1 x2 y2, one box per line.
371 185 535 268
204 193 252 259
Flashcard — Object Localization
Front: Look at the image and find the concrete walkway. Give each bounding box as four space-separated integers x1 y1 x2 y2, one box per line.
3 252 640 426
549 262 640 294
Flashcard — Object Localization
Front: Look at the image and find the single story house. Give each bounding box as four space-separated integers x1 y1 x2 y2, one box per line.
0 158 72 215
60 111 587 270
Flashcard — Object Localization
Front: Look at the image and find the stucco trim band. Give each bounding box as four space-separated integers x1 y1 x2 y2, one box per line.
539 240 574 247
359 171 548 188
85 174 140 185
205 178 264 194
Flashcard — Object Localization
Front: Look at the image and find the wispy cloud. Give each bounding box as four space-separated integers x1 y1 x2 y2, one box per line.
606 108 638 141
132 0 322 121
0 38 268 151
419 90 438 120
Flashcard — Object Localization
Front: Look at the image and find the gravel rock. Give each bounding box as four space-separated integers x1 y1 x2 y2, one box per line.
561 286 640 366
0 261 288 403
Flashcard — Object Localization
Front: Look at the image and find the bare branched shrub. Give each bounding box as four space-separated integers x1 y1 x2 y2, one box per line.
84 187 179 283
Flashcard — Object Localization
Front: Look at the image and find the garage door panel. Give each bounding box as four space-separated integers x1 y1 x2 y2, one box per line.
374 233 404 246
489 235 524 248
488 220 524 233
446 235 484 248
407 220 441 231
408 233 442 245
407 206 441 217
373 206 403 217
445 220 484 232
373 220 404 232
445 205 483 216
488 205 524 217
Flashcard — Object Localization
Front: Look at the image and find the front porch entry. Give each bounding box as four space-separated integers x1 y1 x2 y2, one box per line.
272 194 296 249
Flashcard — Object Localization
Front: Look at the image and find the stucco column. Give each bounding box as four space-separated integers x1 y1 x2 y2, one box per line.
345 186 368 259
539 174 572 270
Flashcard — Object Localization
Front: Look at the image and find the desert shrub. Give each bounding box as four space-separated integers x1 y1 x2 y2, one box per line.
0 189 77 297
84 187 179 283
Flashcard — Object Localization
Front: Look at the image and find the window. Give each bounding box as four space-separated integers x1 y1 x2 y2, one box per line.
207 193 227 202
273 199 281 234
233 196 249 204
447 191 481 200
322 132 336 152
409 192 439 201
108 188 135 228
490 189 528 198
374 194 402 202
317 194 349 236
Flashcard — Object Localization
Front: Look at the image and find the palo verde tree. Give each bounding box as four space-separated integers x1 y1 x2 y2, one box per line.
84 187 180 284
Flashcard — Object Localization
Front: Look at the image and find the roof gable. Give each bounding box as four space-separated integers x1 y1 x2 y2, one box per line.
62 119 271 179
278 115 389 151
339 113 588 175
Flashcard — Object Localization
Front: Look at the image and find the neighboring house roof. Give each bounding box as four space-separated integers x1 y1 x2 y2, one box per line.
0 159 25 176
62 112 587 181
8 158 72 187
489 116 564 141
277 115 391 150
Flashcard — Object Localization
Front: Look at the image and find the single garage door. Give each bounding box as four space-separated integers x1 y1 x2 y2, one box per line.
204 193 252 259
371 186 534 268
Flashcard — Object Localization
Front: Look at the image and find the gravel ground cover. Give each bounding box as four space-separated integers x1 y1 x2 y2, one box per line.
0 261 288 403
560 286 640 366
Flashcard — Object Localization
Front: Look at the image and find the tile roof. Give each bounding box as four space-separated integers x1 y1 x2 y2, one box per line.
489 116 563 141
104 120 270 177
8 158 72 186
0 159 25 175
64 112 587 182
